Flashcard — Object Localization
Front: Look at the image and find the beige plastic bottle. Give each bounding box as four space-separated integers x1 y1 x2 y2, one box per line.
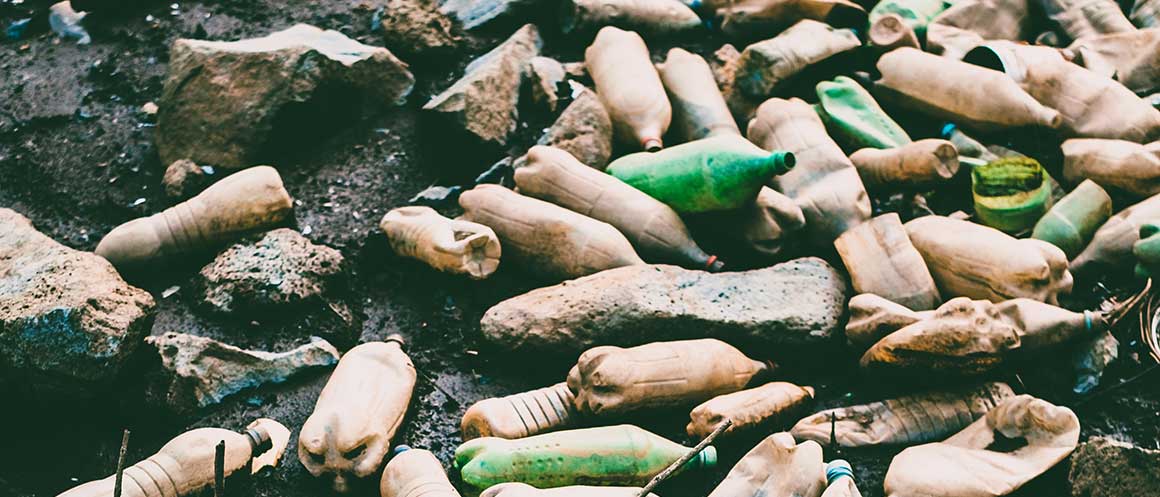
850 139 961 191
869 13 920 51
747 97 871 244
706 433 825 497
657 48 740 141
1062 139 1160 198
696 186 807 259
1039 0 1134 41
514 146 721 270
687 382 815 439
481 483 657 497
1071 192 1160 274
904 216 1073 304
380 206 501 280
57 419 290 497
460 382 578 440
821 460 863 497
567 339 771 418
562 0 703 37
298 335 416 493
95 165 293 269
585 26 672 151
925 0 1029 59
834 214 942 311
380 446 461 497
458 184 645 281
874 48 1062 132
704 0 867 38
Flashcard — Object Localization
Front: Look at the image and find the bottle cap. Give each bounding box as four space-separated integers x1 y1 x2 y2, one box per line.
826 459 854 484
940 123 957 139
697 446 718 468
385 334 406 348
393 445 413 457
643 138 663 152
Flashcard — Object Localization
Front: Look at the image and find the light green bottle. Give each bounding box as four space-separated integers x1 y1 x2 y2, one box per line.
816 76 912 150
940 123 996 168
972 157 1054 234
455 424 717 490
1133 222 1160 279
868 0 951 40
605 135 794 214
1031 179 1113 259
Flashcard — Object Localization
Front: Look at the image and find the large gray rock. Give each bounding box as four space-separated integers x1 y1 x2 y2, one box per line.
480 257 849 356
0 209 155 395
424 24 542 146
198 228 345 315
146 332 340 412
537 83 613 170
1070 436 1160 497
157 24 415 169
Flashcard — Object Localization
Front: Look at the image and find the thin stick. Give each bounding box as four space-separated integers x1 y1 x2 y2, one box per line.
636 419 732 497
214 441 225 497
113 429 130 497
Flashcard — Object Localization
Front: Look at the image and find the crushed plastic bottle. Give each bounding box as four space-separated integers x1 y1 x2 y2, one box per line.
49 1 90 44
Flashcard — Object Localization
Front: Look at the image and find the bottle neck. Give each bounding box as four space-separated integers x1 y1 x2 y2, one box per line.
245 427 272 455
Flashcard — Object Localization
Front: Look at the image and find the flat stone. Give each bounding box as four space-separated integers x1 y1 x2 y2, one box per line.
528 56 566 112
480 257 849 357
439 0 538 29
423 24 542 146
157 24 415 169
379 0 462 57
537 83 613 170
1070 436 1160 497
146 331 339 412
198 228 345 315
0 208 155 395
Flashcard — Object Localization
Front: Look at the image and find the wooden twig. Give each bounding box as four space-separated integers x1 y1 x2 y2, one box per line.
113 429 130 497
636 419 732 497
214 441 226 497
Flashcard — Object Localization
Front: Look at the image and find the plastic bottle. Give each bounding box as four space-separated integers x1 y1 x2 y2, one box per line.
455 425 716 489
562 0 703 37
706 433 824 497
834 213 942 311
867 0 950 42
380 206 501 280
699 0 866 38
1071 192 1160 274
924 0 1029 60
905 216 1072 304
585 27 671 151
568 339 772 417
1038 0 1134 41
1068 29 1160 95
687 382 814 439
1063 139 1160 198
972 157 1054 234
816 75 913 150
850 139 960 191
380 446 461 497
657 48 740 141
460 383 578 440
458 184 645 281
693 186 807 259
1135 222 1160 278
606 135 795 213
1031 179 1112 259
868 13 921 50
874 48 1063 132
481 482 656 497
95 165 293 269
299 335 416 493
821 460 863 497
514 146 722 271
57 419 289 497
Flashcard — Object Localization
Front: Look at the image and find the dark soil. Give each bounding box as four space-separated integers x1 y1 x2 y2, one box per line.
1 1 1158 497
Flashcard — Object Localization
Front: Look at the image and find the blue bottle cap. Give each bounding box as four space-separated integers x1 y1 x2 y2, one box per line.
826 459 854 484
393 445 413 457
940 123 958 139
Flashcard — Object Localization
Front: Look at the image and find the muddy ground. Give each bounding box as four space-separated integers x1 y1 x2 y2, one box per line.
1 0 1159 496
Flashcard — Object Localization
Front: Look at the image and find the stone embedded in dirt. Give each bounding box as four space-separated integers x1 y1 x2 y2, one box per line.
0 208 155 395
423 24 542 147
197 228 345 315
537 83 614 170
162 159 213 199
528 56 566 112
409 185 463 206
480 257 849 356
146 331 339 412
709 43 741 90
1069 436 1160 497
439 0 535 29
156 24 416 169
379 0 462 57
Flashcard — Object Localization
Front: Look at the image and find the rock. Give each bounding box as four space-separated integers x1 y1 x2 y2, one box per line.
563 61 587 79
424 24 542 147
157 24 415 169
0 209 155 395
537 83 614 170
1069 436 1160 497
146 332 340 412
162 159 214 199
379 0 462 57
528 56 566 112
409 185 463 206
480 257 849 357
197 228 345 315
439 0 537 29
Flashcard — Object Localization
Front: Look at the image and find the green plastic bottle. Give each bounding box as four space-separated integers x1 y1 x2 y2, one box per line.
1031 179 1112 259
605 135 795 213
816 76 912 150
1134 222 1160 279
972 157 1054 234
868 0 951 40
455 424 717 490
